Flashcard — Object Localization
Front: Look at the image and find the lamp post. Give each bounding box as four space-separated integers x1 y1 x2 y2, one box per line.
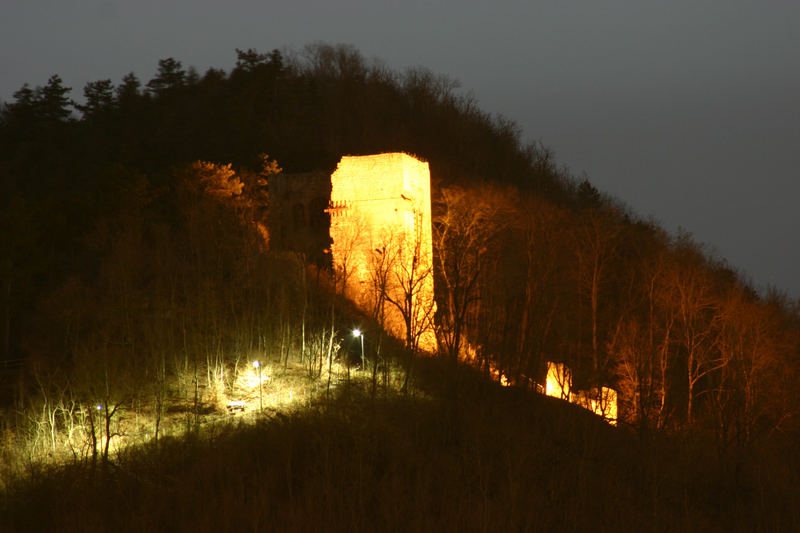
253 360 262 413
353 329 365 371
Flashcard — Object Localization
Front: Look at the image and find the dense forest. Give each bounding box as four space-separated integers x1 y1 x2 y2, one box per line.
2 44 800 530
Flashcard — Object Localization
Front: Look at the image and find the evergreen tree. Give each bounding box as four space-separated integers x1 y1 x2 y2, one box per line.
76 79 115 120
116 72 141 104
38 74 73 122
146 58 186 95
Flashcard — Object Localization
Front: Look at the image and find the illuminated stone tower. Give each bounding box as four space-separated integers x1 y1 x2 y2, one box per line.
327 153 436 351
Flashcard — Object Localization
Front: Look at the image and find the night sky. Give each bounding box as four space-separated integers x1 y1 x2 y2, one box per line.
2 0 798 298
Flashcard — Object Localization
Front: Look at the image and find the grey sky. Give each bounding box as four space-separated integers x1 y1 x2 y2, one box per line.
2 0 799 298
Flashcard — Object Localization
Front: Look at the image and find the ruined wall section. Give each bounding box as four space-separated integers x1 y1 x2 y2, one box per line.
329 153 435 350
545 362 618 425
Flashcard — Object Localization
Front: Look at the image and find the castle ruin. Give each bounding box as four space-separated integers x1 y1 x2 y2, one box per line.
270 153 436 352
545 362 618 425
328 153 436 351
270 153 615 421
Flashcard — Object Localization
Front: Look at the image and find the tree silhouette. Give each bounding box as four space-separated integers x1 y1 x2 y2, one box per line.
146 58 187 95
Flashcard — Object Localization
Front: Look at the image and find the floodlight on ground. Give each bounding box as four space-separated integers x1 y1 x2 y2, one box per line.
253 360 263 413
353 329 365 370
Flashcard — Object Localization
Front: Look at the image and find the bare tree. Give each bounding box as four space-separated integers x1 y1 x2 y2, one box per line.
668 237 725 426
432 185 510 364
571 206 624 376
375 222 436 390
610 225 676 429
713 285 790 445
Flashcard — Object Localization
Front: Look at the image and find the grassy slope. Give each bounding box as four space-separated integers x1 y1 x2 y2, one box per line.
3 359 796 532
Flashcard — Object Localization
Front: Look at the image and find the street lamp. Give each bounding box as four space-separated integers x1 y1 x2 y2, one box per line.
353 329 365 370
253 360 263 413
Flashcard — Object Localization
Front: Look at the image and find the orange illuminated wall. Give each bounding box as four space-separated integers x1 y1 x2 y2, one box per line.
328 153 436 351
545 362 617 425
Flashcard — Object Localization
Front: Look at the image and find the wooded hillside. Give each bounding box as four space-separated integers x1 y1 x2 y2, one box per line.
2 44 800 531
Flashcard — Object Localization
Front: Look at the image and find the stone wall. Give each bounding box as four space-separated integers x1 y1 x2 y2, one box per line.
545 361 618 425
268 153 436 351
328 153 435 351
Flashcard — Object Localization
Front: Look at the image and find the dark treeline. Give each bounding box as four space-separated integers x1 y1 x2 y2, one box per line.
2 43 800 529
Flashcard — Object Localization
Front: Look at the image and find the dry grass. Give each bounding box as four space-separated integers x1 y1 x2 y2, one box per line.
3 359 798 532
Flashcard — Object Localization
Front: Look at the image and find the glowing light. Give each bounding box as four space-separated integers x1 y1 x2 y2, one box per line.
96 404 103 411
253 360 260 368
240 372 270 388
544 361 617 425
353 329 366 369
545 362 571 400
